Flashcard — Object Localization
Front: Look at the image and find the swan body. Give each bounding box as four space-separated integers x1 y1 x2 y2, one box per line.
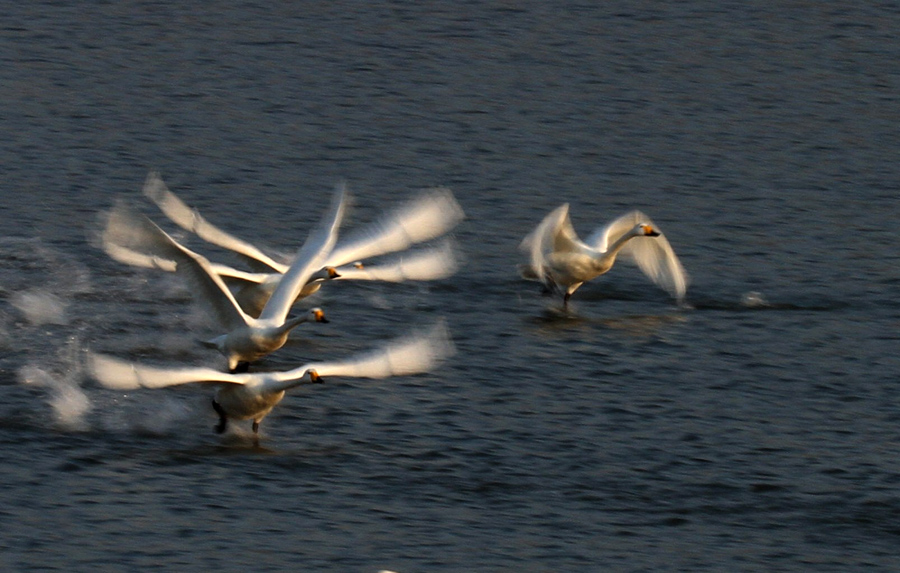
520 204 688 305
102 186 346 371
89 321 455 434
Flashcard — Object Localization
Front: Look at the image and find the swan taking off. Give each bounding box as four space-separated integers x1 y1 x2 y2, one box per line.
88 321 455 436
102 185 346 372
520 204 688 306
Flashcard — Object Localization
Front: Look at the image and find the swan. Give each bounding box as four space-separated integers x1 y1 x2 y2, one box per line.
102 185 347 372
88 321 455 435
520 204 688 306
142 171 464 273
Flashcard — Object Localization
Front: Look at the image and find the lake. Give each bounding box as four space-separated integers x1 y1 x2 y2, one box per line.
0 2 898 571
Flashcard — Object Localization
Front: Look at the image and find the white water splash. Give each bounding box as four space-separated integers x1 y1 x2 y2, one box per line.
19 363 90 430
740 291 769 308
10 289 68 325
17 335 90 430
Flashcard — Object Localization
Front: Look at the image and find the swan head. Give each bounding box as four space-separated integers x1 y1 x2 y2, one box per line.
352 261 365 269
636 223 660 237
310 307 329 323
311 266 341 281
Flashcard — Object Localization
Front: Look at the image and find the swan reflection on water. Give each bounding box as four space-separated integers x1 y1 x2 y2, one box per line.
528 305 688 340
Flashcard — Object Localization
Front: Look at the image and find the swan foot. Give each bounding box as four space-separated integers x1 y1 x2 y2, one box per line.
212 399 228 434
251 420 261 447
541 275 562 298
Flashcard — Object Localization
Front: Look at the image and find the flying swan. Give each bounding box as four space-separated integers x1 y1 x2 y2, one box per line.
520 204 688 306
88 321 455 435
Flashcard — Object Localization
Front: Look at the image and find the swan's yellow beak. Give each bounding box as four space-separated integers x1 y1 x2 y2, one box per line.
353 261 365 269
312 308 329 323
309 370 323 384
325 266 341 279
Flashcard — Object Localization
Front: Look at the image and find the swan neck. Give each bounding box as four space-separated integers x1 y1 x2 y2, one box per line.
279 314 308 333
604 231 637 257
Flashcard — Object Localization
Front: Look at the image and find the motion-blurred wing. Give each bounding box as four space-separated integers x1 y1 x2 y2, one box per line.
588 211 689 302
325 188 464 268
259 183 347 323
332 240 459 283
103 202 251 331
621 228 688 302
89 352 246 389
267 320 455 392
102 238 267 287
519 203 578 285
142 171 290 273
102 241 178 272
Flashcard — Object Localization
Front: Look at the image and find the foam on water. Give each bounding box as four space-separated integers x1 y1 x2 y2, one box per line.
10 289 69 326
100 393 195 437
17 339 90 430
741 291 769 308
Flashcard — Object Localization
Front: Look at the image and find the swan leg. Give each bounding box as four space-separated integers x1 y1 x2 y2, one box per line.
251 419 261 447
541 274 562 297
212 399 228 434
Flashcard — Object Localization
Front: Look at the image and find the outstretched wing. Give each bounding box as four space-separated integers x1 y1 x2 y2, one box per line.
88 352 247 389
102 238 269 288
103 202 251 331
143 172 290 273
331 240 459 283
325 188 464 268
587 210 689 302
258 183 347 323
266 320 455 392
102 240 178 272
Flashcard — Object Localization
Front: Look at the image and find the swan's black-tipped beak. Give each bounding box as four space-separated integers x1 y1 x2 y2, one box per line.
642 224 660 237
313 308 329 323
309 371 323 384
326 266 341 279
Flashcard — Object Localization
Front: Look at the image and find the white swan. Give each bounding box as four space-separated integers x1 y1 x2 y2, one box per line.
88 321 455 435
520 204 688 306
102 185 347 372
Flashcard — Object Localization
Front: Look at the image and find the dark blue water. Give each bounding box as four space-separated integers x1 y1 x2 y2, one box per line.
1 2 899 571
